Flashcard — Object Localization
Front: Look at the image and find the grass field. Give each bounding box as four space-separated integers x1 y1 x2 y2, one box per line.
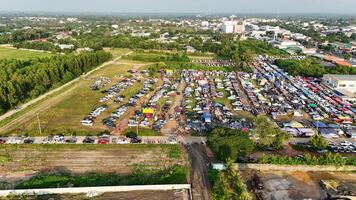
0 46 52 60
123 127 161 136
3 61 150 136
0 49 144 136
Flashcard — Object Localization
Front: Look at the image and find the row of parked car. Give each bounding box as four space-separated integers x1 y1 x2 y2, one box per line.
99 78 138 103
328 140 356 153
192 59 235 67
81 105 108 126
128 78 156 106
91 76 111 91
0 135 182 145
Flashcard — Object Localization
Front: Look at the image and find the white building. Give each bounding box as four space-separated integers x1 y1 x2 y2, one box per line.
201 21 209 27
56 44 75 50
322 75 356 93
220 20 245 34
274 40 299 49
220 21 235 33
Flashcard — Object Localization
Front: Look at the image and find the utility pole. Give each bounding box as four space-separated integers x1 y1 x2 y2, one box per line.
136 115 139 136
37 114 42 135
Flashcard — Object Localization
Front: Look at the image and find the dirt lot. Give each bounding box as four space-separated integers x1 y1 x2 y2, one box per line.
0 144 186 187
241 169 356 200
1 190 189 200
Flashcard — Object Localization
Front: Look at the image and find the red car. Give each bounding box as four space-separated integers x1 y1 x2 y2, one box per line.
97 138 109 144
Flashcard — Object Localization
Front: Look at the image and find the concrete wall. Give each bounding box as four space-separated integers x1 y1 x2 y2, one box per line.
234 163 356 172
0 184 191 197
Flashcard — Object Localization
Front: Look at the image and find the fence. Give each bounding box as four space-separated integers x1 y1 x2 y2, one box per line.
0 184 191 198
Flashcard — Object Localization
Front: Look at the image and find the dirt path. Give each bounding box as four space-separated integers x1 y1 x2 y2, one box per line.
185 144 211 200
0 52 132 134
160 82 185 135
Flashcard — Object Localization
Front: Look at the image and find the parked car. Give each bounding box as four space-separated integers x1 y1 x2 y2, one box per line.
0 138 7 144
83 136 95 144
65 136 77 144
8 138 23 144
23 137 34 144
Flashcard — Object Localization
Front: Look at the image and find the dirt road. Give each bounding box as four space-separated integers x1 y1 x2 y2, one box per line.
0 52 132 126
185 144 211 200
161 82 185 135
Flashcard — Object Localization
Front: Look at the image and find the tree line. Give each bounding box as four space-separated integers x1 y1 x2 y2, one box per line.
13 41 61 52
0 50 112 114
275 58 356 77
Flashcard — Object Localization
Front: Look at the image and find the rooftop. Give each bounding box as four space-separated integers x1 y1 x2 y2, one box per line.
323 74 356 81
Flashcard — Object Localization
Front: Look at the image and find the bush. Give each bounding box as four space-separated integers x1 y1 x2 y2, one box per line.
310 134 328 149
15 165 187 189
258 153 356 166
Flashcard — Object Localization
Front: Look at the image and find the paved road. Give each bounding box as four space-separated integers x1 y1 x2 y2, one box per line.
0 135 207 145
185 144 211 200
0 51 133 124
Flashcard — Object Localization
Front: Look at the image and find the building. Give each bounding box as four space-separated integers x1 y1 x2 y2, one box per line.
234 21 245 34
201 21 209 27
186 46 197 53
220 20 245 34
324 55 353 67
322 75 356 101
56 44 74 50
220 21 235 33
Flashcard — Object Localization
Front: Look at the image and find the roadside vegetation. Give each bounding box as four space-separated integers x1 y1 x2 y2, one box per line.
259 152 356 166
15 164 187 189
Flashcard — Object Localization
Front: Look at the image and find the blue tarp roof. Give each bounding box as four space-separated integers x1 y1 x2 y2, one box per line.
312 121 328 128
202 113 212 123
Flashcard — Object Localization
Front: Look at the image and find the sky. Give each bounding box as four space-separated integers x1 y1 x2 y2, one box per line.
0 0 355 14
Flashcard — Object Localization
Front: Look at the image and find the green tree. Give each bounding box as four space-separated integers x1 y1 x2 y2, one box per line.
212 159 252 200
343 53 352 61
310 134 328 149
253 115 289 149
208 128 254 161
240 49 256 67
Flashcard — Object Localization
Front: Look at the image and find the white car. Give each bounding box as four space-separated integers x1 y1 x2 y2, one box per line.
81 119 94 126
7 138 22 144
341 140 352 146
117 137 129 144
42 138 52 144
